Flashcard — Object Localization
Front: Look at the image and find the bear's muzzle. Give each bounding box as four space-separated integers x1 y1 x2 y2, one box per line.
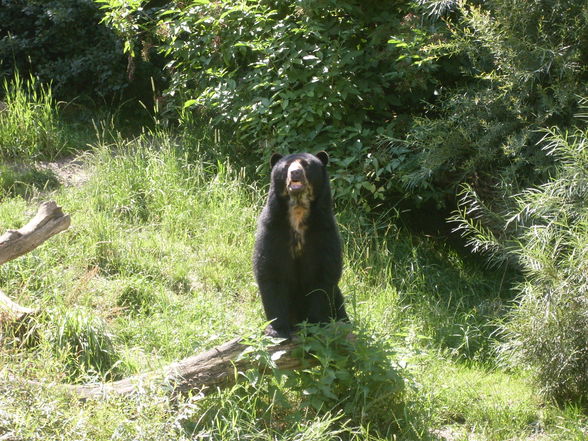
286 161 307 195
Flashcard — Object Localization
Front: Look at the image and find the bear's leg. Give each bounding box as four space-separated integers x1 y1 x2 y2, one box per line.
333 286 349 321
259 280 294 338
305 284 348 324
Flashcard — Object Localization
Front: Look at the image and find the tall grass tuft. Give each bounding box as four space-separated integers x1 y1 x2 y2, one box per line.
0 73 69 160
48 308 121 382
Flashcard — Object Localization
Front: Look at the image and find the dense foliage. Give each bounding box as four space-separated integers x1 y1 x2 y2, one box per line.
3 0 587 209
0 0 154 102
454 122 588 402
101 0 445 203
100 0 588 210
400 0 588 206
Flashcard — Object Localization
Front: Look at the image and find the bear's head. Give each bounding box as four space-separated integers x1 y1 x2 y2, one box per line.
269 152 330 203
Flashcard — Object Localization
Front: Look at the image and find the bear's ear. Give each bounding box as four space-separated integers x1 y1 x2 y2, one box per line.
315 151 329 166
270 153 283 169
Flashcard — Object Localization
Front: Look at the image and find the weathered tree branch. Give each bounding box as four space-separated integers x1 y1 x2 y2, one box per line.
67 337 316 400
0 289 38 345
0 201 69 327
0 290 36 323
0 200 70 266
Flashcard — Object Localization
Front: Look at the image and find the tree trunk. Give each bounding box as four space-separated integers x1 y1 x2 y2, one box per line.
67 336 316 400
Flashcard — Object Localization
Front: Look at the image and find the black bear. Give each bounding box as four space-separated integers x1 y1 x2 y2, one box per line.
253 151 348 339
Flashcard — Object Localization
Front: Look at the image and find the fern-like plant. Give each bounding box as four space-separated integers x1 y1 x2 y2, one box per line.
452 121 588 402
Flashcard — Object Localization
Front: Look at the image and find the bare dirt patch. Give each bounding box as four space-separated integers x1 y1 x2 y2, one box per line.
36 154 91 187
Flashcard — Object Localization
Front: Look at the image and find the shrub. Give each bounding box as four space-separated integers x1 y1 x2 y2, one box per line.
290 323 406 431
0 0 128 101
393 0 588 207
187 323 408 438
453 121 588 402
100 0 441 204
236 322 407 435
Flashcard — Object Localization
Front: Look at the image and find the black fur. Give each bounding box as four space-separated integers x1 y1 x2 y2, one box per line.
253 152 348 338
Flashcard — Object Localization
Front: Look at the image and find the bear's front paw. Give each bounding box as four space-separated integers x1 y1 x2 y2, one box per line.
264 324 291 340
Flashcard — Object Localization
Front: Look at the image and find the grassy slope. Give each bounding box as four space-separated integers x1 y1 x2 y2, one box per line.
1 131 587 440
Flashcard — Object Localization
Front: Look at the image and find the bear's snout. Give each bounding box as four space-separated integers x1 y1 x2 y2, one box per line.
286 161 307 194
290 168 304 181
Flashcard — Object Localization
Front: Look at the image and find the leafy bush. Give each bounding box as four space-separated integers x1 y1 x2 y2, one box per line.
190 323 407 438
453 122 588 402
0 0 131 101
288 323 406 431
393 0 588 207
101 0 441 204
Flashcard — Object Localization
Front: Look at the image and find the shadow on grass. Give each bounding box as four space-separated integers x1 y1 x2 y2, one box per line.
339 211 519 362
0 164 60 199
396 237 516 360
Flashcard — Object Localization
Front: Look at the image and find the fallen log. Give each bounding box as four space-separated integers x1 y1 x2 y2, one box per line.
15 336 317 400
0 290 36 322
0 200 71 266
0 201 69 328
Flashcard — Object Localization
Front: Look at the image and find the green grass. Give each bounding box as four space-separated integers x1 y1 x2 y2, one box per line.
0 164 60 198
0 124 587 440
0 73 70 161
0 72 134 165
415 356 588 440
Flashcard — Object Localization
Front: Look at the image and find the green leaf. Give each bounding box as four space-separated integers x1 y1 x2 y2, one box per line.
387 38 409 48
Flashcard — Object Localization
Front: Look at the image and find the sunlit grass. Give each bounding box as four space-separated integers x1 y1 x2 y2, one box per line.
0 73 71 161
0 124 586 440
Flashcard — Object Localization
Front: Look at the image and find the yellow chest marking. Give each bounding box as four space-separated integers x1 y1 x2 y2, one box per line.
289 204 309 256
289 205 308 233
